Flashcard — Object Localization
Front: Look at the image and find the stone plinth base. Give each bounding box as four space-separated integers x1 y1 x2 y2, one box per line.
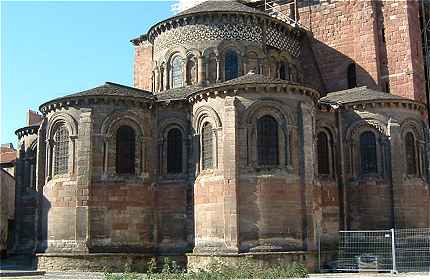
36 253 186 272
187 251 319 272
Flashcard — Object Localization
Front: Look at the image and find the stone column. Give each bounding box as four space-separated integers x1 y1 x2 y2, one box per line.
216 57 221 82
45 139 54 181
222 96 239 252
164 66 169 91
198 55 205 85
154 68 159 92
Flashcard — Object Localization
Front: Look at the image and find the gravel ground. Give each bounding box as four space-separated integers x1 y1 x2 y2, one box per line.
1 272 430 280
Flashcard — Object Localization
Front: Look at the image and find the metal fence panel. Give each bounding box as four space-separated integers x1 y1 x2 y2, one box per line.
337 230 393 272
334 228 430 273
395 228 430 273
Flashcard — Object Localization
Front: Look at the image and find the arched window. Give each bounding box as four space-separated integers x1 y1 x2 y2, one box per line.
186 56 197 85
53 125 69 175
257 115 279 166
167 128 183 174
201 122 213 170
317 131 330 175
347 63 357 89
405 132 417 175
116 126 135 175
360 131 377 174
279 63 289 80
224 50 239 81
171 55 183 89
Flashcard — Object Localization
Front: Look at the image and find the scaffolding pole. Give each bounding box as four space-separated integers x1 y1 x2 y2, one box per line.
264 0 298 26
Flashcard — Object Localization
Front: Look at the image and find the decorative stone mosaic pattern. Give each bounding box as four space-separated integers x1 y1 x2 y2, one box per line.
266 27 301 57
153 23 301 59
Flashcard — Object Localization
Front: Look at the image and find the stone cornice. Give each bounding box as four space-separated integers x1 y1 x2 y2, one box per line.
15 125 40 139
144 10 303 45
39 95 154 116
187 83 319 104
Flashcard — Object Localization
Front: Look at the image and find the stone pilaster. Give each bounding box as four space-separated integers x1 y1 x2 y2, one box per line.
388 118 401 228
298 101 317 251
75 109 92 252
222 96 239 252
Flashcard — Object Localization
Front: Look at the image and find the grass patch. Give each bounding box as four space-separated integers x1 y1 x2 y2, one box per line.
104 257 309 279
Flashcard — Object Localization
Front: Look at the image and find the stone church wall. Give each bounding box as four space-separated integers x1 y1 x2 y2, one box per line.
341 106 430 230
298 0 426 101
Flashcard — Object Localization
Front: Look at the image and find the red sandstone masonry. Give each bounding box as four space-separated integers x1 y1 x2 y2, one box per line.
134 43 153 91
297 0 426 102
299 1 381 92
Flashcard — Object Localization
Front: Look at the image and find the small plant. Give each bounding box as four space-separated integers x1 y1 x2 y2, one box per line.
103 257 309 280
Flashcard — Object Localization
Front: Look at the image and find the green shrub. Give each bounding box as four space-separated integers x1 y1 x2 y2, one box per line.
104 257 309 280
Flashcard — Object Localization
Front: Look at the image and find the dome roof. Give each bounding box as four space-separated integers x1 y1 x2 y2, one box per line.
39 82 154 114
177 0 266 16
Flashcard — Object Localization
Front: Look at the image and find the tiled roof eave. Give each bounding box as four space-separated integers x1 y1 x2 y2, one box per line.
39 94 155 115
319 97 426 113
341 98 427 112
145 10 302 45
187 82 320 103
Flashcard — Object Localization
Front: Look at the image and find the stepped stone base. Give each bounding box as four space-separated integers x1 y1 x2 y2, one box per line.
187 251 320 272
37 251 333 273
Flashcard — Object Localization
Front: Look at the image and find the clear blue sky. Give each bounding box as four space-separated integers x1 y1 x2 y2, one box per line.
1 1 175 145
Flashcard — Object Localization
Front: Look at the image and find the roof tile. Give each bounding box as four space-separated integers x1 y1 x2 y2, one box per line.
320 86 409 105
177 0 266 16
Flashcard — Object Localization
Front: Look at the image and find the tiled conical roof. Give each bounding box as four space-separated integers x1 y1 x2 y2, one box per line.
177 0 266 16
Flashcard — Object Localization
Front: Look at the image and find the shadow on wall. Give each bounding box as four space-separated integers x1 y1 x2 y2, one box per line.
302 35 380 95
38 194 51 253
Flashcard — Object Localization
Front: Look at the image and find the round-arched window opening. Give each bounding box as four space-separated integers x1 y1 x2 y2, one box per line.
224 50 239 81
257 115 279 166
405 132 417 175
317 131 330 175
167 128 183 174
116 125 136 175
360 131 377 174
201 122 213 170
171 56 184 89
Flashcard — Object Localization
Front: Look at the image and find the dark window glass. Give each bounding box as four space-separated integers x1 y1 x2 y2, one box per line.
405 132 417 175
201 123 213 170
317 131 330 175
360 131 377 174
53 125 69 175
225 50 239 81
257 115 279 166
167 128 183 174
116 126 135 175
279 63 289 80
171 56 183 88
347 63 357 89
